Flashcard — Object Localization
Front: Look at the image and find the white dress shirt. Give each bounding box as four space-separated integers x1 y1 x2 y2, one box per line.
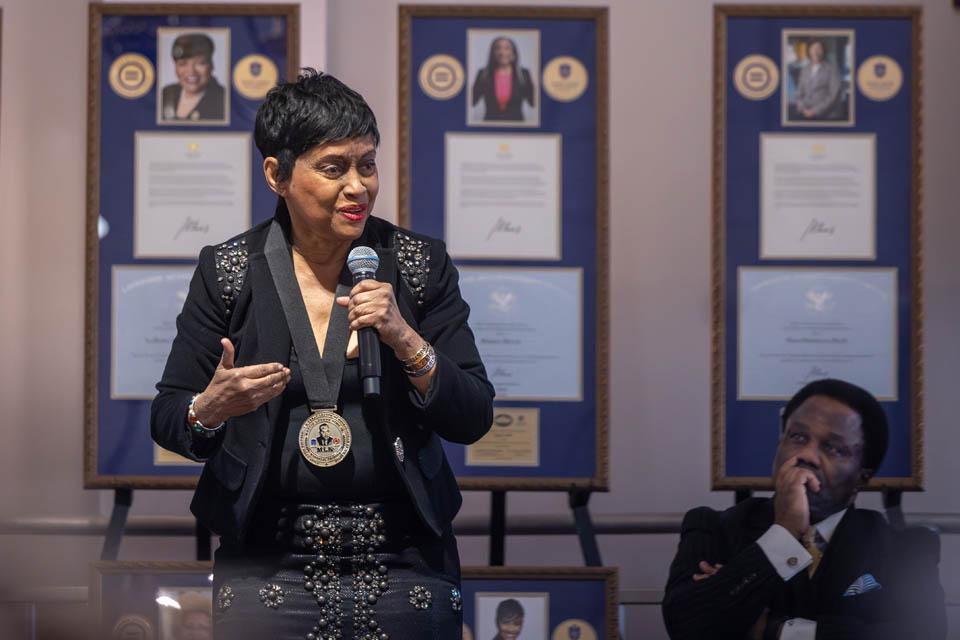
755 508 848 640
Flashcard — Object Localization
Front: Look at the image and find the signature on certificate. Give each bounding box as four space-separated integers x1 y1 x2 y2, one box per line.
174 216 211 240
800 218 836 241
486 216 522 241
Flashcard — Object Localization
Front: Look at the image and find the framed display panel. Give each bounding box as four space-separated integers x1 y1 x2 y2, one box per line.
91 561 214 640
712 5 923 489
461 566 619 640
399 5 609 491
85 3 299 488
92 563 618 640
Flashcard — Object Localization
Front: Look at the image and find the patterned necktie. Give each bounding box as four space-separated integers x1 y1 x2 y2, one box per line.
802 527 826 576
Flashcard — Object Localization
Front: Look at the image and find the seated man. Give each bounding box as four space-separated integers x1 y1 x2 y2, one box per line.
662 379 946 639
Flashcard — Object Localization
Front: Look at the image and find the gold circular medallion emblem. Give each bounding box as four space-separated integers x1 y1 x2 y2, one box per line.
543 56 589 102
112 614 154 640
108 53 155 99
418 54 465 100
733 54 779 101
857 55 903 101
552 619 598 640
233 54 280 100
299 410 352 467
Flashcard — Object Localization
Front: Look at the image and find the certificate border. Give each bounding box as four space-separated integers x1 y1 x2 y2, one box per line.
399 5 610 492
132 131 253 259
85 3 300 490
462 566 619 640
735 266 899 402
443 131 563 261
155 26 232 127
109 264 195 400
712 5 923 491
758 132 877 261
458 266 583 402
780 28 856 128
465 28 542 129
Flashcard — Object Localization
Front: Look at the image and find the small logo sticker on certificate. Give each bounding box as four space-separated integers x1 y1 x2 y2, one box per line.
733 54 779 100
233 54 279 100
543 56 589 102
109 53 155 99
857 56 902 101
553 619 598 640
466 408 540 467
419 54 465 100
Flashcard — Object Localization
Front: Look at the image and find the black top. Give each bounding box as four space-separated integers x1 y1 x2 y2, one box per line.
265 348 404 501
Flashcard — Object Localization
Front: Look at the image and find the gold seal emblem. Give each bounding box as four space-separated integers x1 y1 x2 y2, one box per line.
552 619 598 640
112 614 154 640
108 53 155 99
298 409 352 467
857 55 903 101
418 54 465 100
733 54 779 101
233 54 279 100
543 56 589 102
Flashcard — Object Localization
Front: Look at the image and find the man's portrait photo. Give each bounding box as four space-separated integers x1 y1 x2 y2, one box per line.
782 30 855 126
157 28 230 125
467 29 540 127
475 592 548 640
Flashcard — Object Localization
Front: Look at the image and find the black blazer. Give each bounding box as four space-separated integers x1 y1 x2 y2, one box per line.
151 213 495 544
160 78 226 122
471 67 535 121
662 498 946 640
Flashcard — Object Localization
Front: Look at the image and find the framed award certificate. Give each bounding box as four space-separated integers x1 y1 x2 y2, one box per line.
712 5 922 489
85 4 299 489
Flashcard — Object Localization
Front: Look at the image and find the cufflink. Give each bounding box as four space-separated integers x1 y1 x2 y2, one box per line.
787 557 799 567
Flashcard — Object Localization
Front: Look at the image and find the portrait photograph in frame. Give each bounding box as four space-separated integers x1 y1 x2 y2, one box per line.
781 28 855 127
467 28 541 127
156 26 231 126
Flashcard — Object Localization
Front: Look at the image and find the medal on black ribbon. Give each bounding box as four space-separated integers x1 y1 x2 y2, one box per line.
265 220 358 468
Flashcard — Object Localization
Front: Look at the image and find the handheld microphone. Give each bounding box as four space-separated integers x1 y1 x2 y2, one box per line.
347 246 382 398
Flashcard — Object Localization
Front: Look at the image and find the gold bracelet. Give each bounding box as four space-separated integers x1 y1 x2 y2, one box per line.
401 341 430 366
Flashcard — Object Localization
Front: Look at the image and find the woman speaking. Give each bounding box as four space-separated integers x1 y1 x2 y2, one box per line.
152 69 494 639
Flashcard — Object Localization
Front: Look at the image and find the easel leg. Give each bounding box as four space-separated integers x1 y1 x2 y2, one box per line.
883 489 905 530
100 488 133 561
569 490 602 567
489 491 506 566
196 520 211 561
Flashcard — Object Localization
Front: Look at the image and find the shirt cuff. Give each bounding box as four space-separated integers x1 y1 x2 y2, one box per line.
779 618 817 640
756 524 812 581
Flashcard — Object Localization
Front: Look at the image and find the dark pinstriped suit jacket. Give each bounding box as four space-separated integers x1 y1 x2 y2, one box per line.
662 498 946 640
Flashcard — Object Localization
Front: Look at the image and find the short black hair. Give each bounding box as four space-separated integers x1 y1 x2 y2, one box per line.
781 378 889 471
254 68 380 183
172 33 214 62
496 598 524 623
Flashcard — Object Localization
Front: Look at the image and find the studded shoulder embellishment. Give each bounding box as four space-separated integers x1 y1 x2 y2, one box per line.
395 232 430 306
215 239 249 317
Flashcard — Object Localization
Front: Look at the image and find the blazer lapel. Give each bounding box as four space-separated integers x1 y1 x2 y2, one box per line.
813 509 874 606
247 252 292 422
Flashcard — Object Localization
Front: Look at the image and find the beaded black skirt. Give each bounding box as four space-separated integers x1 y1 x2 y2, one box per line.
212 503 464 640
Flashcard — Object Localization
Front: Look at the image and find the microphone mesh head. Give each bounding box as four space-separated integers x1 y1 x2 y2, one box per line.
347 246 379 275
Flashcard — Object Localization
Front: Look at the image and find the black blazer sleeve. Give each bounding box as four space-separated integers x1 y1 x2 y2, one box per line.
406 240 495 445
150 245 228 461
520 68 535 107
662 507 785 640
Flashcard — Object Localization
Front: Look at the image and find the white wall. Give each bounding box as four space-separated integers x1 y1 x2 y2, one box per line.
1 0 958 637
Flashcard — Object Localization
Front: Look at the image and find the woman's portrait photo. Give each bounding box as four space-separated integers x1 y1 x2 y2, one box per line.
157 28 230 125
782 29 855 126
467 29 540 127
475 593 548 640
